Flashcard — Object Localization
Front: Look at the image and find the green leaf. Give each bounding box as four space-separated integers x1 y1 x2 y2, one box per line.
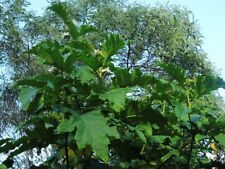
76 54 104 70
157 63 186 85
174 103 191 122
135 130 146 143
74 110 119 162
16 79 47 88
136 124 152 136
196 75 225 96
160 149 178 164
63 53 76 73
19 87 38 110
215 134 225 148
195 134 207 144
100 88 131 112
56 113 78 133
49 2 78 39
0 164 7 169
74 65 96 84
101 34 125 58
79 25 97 36
29 40 64 70
150 135 169 144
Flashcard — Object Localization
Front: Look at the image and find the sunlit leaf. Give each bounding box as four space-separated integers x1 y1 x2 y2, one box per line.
19 87 38 110
174 103 191 122
100 88 132 112
101 34 125 58
74 110 119 162
56 113 78 133
74 65 96 84
215 134 225 148
0 164 7 169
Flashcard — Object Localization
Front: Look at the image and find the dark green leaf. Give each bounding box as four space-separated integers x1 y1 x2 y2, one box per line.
196 75 225 96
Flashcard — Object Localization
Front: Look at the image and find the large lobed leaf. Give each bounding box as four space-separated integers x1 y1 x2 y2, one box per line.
101 34 125 58
174 102 191 122
56 110 120 162
100 88 132 112
74 110 120 162
49 3 79 39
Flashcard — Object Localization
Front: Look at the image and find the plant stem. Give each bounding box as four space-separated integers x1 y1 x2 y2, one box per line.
75 96 82 111
186 133 195 169
65 133 69 169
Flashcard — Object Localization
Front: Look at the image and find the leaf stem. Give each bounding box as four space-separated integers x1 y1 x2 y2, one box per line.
187 90 191 109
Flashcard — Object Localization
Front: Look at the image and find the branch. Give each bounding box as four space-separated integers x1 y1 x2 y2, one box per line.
126 42 131 70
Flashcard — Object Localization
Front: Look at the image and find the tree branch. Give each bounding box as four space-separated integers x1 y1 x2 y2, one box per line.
126 42 131 70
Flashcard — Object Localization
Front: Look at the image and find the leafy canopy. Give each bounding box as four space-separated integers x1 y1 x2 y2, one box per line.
1 2 225 169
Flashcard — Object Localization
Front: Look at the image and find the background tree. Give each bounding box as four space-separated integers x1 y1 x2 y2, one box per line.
40 0 214 75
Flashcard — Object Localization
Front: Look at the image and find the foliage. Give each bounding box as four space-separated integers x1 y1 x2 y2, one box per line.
1 3 225 169
43 0 214 75
0 0 217 132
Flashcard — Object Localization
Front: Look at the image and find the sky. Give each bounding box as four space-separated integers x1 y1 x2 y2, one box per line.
27 0 225 95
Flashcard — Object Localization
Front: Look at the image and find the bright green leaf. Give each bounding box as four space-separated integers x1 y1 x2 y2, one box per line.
19 87 38 110
195 134 207 144
74 110 119 162
135 130 146 143
0 164 7 169
101 34 125 58
56 113 78 133
150 135 168 144
136 124 152 136
74 65 96 84
100 88 131 112
215 134 225 148
174 103 191 122
160 149 178 164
